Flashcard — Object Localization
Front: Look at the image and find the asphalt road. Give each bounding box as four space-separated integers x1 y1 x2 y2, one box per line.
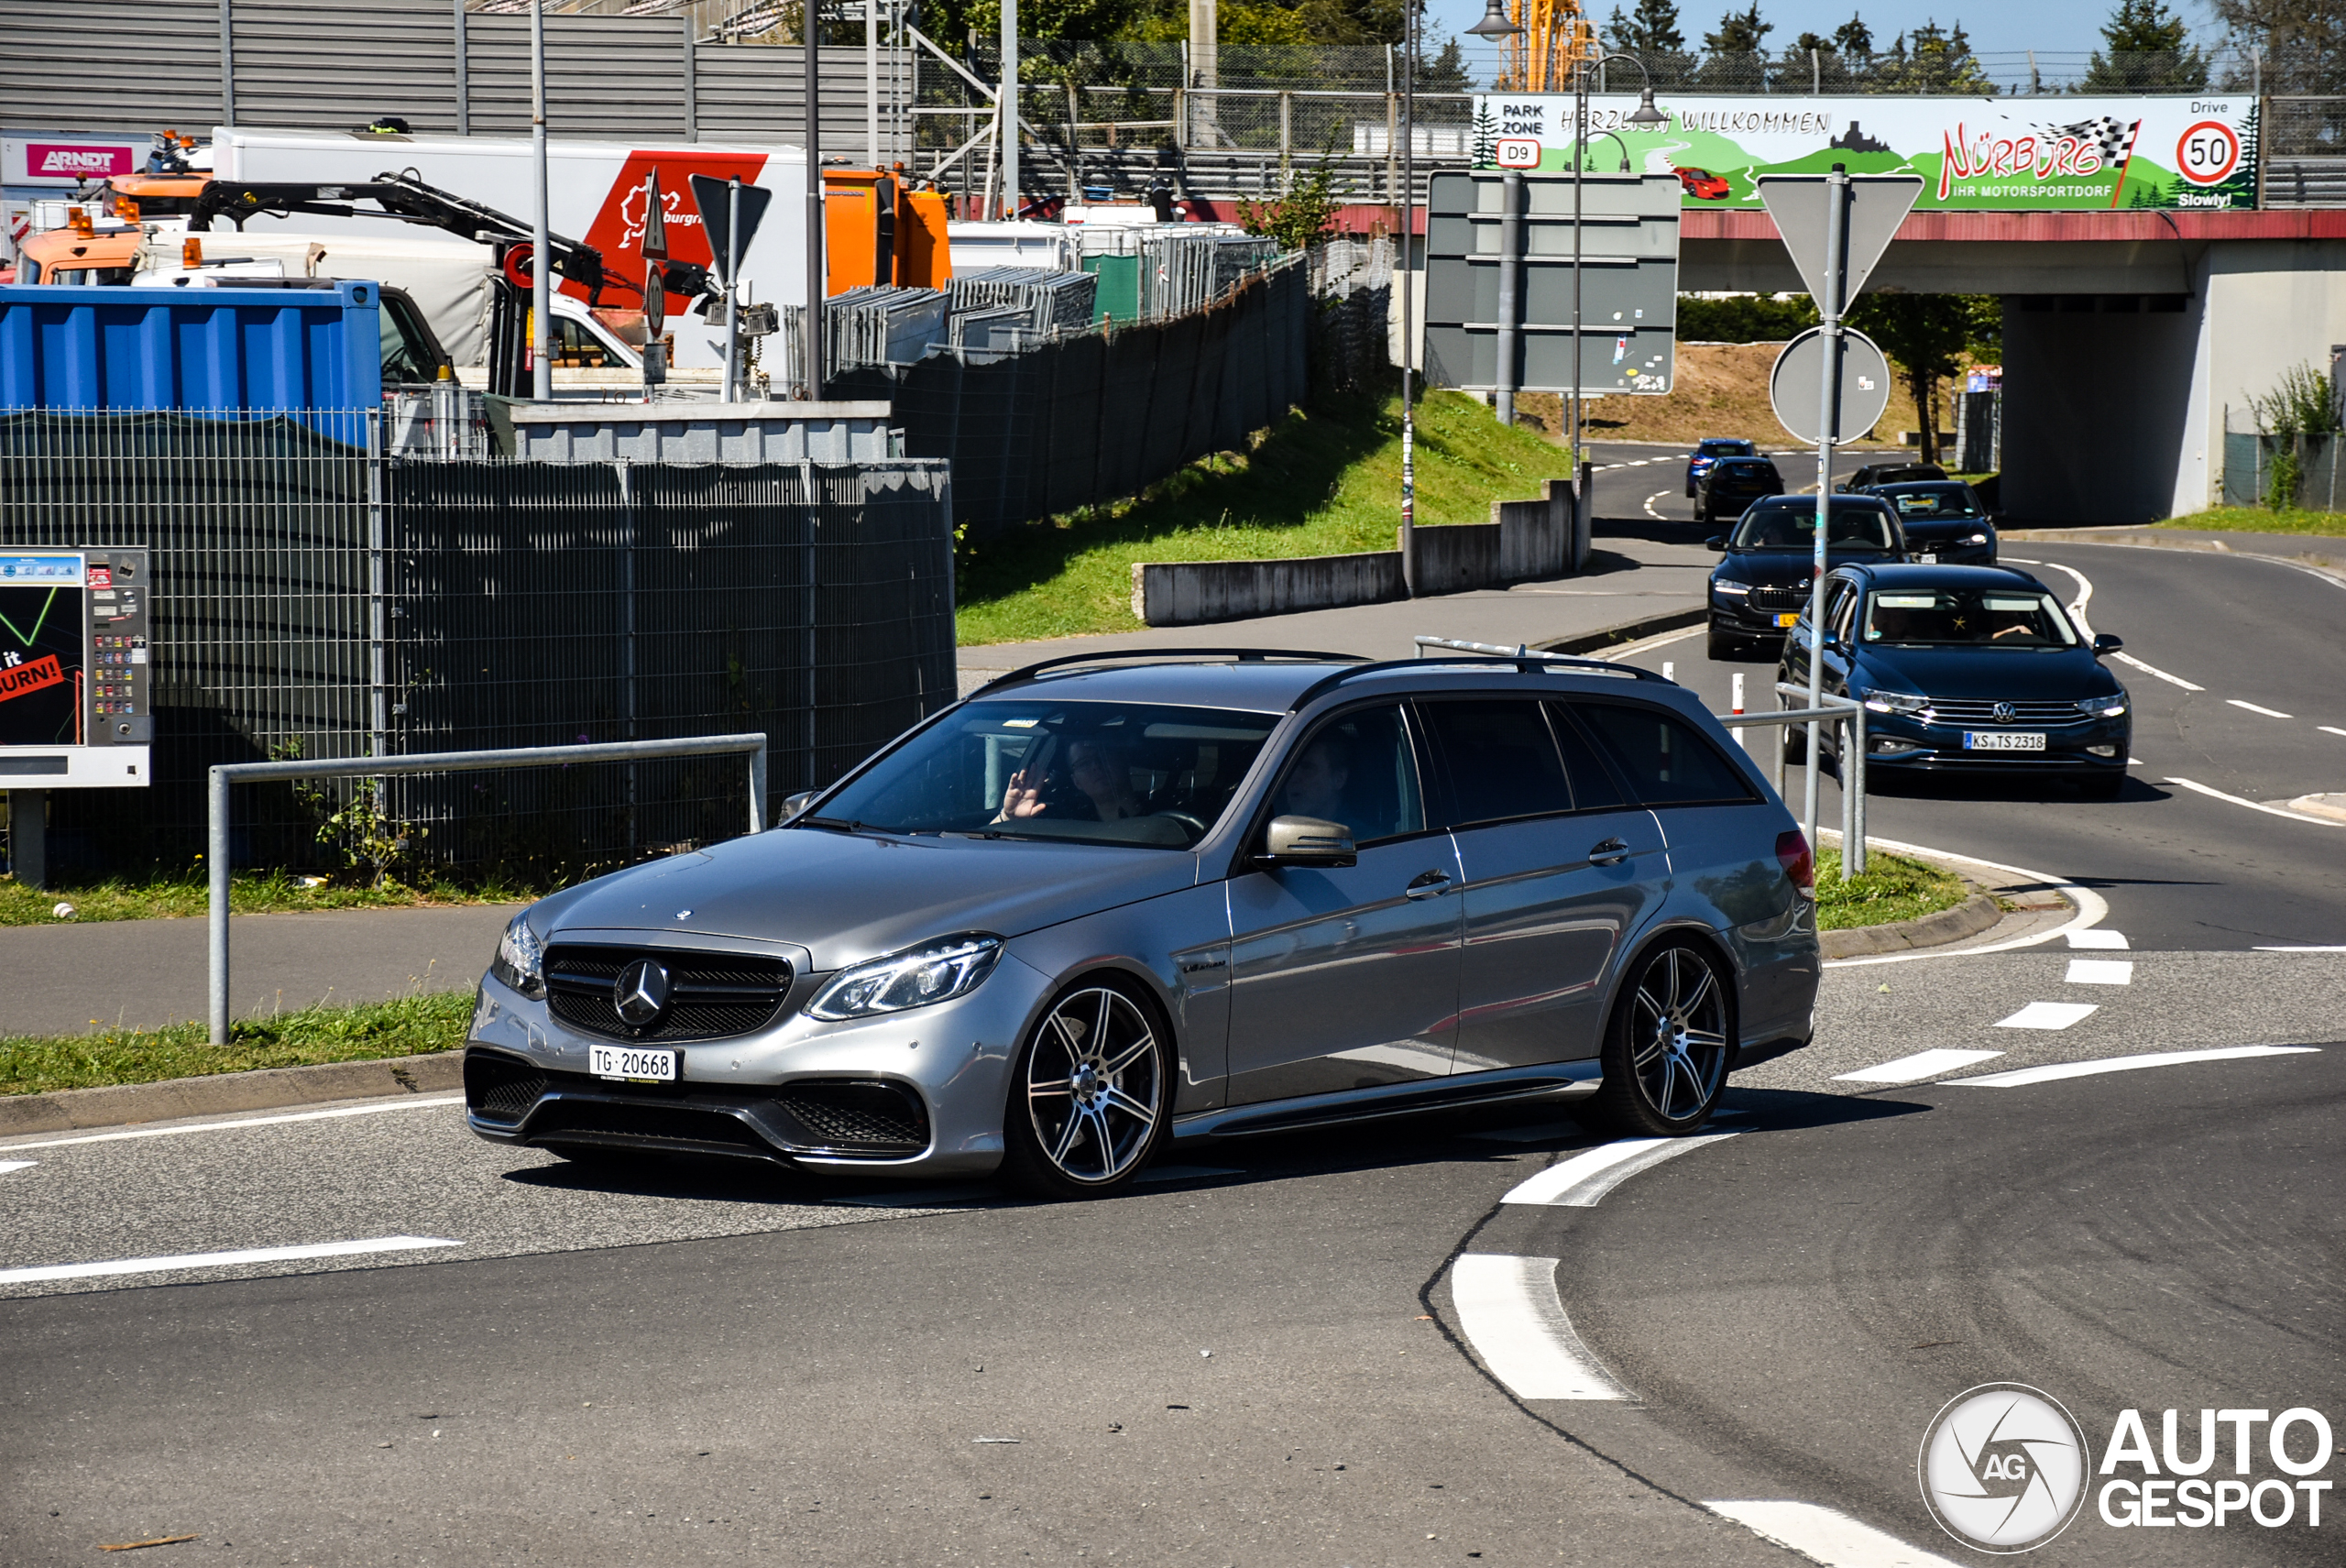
4 448 2341 1566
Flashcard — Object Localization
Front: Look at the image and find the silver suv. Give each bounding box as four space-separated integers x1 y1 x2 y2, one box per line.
466 651 1821 1198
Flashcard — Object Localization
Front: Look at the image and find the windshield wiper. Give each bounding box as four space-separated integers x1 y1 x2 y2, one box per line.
801 816 882 834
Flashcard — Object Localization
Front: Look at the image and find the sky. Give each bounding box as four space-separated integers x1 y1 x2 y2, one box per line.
1421 0 2225 60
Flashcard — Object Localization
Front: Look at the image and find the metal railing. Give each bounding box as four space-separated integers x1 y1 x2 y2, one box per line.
205 734 769 1046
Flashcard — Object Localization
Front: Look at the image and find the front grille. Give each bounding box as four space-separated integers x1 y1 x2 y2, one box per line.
530 1100 775 1156
1749 587 1810 611
774 1080 931 1155
1922 697 2091 726
465 1047 550 1124
545 945 791 1042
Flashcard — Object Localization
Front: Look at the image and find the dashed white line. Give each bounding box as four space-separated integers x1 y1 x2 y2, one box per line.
2066 928 2129 949
2321 726 2346 740
1953 1044 2320 1088
2065 959 2134 985
2111 650 2204 691
1993 1001 2099 1030
2228 698 2295 718
1500 1132 1739 1206
0 1160 35 1177
0 1094 465 1153
2254 944 2346 952
1644 489 1672 521
1832 1048 2004 1084
0 1234 464 1286
1704 1500 1964 1568
2168 775 2346 826
1450 1254 1631 1400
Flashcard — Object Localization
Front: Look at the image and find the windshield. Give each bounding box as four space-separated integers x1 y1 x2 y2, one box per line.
1731 502 1899 553
1883 485 1982 519
1863 589 2079 648
1698 441 1754 457
810 699 1280 850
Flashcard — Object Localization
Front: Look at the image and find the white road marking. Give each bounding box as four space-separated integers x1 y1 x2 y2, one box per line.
1644 489 1672 521
2066 928 2129 949
2228 698 2295 718
2168 775 2346 826
2033 559 2095 636
2254 944 2346 952
2065 959 2134 984
1993 1001 2099 1030
0 1234 462 1286
1704 1500 1963 1568
1500 1132 1739 1207
1450 1255 1630 1401
0 1094 466 1153
1822 835 2112 964
1832 1048 2003 1084
2111 650 2203 691
1954 1044 2320 1088
2321 726 2346 739
0 1160 36 1177
1605 625 1705 660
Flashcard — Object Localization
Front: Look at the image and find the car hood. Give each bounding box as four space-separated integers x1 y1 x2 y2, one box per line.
1716 548 1896 587
1897 518 1992 543
1854 644 2122 701
532 828 1201 970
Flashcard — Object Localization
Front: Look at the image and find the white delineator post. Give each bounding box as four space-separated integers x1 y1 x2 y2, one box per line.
1732 669 1747 755
530 0 552 402
1804 162 1849 858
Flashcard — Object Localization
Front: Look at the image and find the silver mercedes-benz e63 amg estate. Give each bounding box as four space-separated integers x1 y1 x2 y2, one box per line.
464 649 1821 1199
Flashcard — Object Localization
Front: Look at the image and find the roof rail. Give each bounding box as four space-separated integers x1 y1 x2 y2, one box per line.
967 647 1371 701
1285 637 1665 713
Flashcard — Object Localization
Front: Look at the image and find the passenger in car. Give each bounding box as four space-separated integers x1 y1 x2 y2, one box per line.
999 735 1144 823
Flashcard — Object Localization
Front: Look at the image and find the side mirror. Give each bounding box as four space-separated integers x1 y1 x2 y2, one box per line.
780 789 817 821
2092 633 2124 656
1705 535 1727 551
1257 815 1356 869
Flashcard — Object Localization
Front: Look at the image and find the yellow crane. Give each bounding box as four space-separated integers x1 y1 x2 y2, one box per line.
1499 0 1601 93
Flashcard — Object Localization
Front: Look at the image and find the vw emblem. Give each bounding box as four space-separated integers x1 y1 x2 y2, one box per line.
1991 701 2017 724
612 958 672 1027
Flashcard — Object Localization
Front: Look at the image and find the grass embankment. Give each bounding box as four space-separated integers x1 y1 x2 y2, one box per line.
2158 507 2346 538
956 386 1574 646
0 991 473 1098
0 870 529 927
1514 342 1924 450
1812 847 1968 932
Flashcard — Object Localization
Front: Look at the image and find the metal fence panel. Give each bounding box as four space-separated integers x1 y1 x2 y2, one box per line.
0 0 226 135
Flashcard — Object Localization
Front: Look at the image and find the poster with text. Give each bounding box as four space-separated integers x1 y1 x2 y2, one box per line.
1470 93 2259 212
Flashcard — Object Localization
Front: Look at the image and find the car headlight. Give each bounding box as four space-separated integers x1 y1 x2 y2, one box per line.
1862 687 1932 716
1711 579 1751 597
492 913 546 1000
806 934 1003 1021
2075 694 2128 717
1961 532 1990 545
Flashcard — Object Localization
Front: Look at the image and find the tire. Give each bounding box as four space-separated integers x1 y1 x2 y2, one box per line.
1586 939 1734 1136
999 978 1173 1200
1685 480 1697 498
1782 722 1808 764
1706 630 1743 662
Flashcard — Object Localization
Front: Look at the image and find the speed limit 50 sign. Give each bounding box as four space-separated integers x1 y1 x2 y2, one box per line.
2176 120 2242 186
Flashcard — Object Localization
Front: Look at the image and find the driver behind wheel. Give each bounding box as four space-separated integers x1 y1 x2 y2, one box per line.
997 734 1142 823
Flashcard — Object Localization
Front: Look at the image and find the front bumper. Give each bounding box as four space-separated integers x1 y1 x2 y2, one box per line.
1709 596 1804 640
1858 712 2130 775
462 945 1058 1177
1902 540 1996 565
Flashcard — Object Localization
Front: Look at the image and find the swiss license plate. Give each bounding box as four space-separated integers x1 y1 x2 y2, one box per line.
1965 730 2046 751
590 1044 678 1082
1918 552 1939 564
1775 611 1800 628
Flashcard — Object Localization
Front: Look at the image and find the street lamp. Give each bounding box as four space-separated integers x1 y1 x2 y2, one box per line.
1465 0 1518 40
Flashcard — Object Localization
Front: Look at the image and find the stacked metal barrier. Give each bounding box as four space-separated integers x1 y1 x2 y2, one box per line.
1139 233 1283 320
781 287 950 386
948 269 1100 334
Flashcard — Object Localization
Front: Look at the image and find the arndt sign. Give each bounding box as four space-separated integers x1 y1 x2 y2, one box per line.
1471 93 2259 212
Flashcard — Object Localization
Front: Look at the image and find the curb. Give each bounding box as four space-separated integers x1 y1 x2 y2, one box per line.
2000 526 2346 576
1819 890 2005 959
0 1050 464 1140
1535 606 1707 656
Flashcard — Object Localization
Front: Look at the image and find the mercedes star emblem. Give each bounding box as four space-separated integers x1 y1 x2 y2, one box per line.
613 957 672 1027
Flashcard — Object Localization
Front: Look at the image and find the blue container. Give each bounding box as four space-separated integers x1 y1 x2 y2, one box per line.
0 280 382 414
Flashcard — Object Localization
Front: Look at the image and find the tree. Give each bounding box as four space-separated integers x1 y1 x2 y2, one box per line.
2083 0 2209 88
1875 18 1992 93
1844 293 1994 460
1704 4 1772 53
1609 0 1686 51
1831 12 1873 54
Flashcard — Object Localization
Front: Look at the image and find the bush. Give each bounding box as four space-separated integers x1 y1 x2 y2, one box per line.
1677 293 1820 343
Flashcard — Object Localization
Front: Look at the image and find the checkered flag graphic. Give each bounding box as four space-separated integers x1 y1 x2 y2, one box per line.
2045 115 2142 167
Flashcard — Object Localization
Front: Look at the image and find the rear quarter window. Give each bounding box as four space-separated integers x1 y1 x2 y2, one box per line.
1569 702 1758 807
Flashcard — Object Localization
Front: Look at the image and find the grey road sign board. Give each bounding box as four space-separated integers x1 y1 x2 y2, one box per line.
689 174 773 285
1769 326 1893 445
1422 170 1681 396
1754 174 1923 304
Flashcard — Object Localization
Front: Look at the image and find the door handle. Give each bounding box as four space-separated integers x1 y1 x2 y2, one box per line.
1403 869 1452 899
1588 837 1631 866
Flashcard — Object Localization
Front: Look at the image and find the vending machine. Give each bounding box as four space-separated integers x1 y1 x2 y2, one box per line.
2 547 151 885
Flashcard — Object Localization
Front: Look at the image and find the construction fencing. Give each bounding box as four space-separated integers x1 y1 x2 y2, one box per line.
0 409 954 878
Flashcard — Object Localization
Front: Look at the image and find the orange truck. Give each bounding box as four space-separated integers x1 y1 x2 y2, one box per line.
823 167 951 294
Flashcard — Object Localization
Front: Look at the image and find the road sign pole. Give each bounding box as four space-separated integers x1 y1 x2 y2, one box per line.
1495 168 1520 427
725 176 742 402
804 5 824 400
1804 162 1848 862
1398 0 1416 595
530 0 552 403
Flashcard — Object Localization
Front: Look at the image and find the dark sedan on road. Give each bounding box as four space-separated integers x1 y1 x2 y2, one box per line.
1706 494 1908 661
1837 460 1945 492
1686 437 1757 497
1866 480 1998 564
1780 563 2131 796
1695 455 1785 523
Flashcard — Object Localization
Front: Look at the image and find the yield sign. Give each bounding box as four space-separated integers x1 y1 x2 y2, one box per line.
1755 173 1923 303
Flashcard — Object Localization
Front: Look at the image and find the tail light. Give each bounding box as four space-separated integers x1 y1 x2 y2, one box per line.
1777 830 1814 896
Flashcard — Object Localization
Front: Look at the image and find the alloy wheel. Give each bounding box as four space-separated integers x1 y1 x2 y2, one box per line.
1024 987 1163 1185
1628 946 1729 1122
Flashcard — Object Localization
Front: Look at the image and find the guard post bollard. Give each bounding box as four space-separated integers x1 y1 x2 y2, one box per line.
207 734 770 1047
